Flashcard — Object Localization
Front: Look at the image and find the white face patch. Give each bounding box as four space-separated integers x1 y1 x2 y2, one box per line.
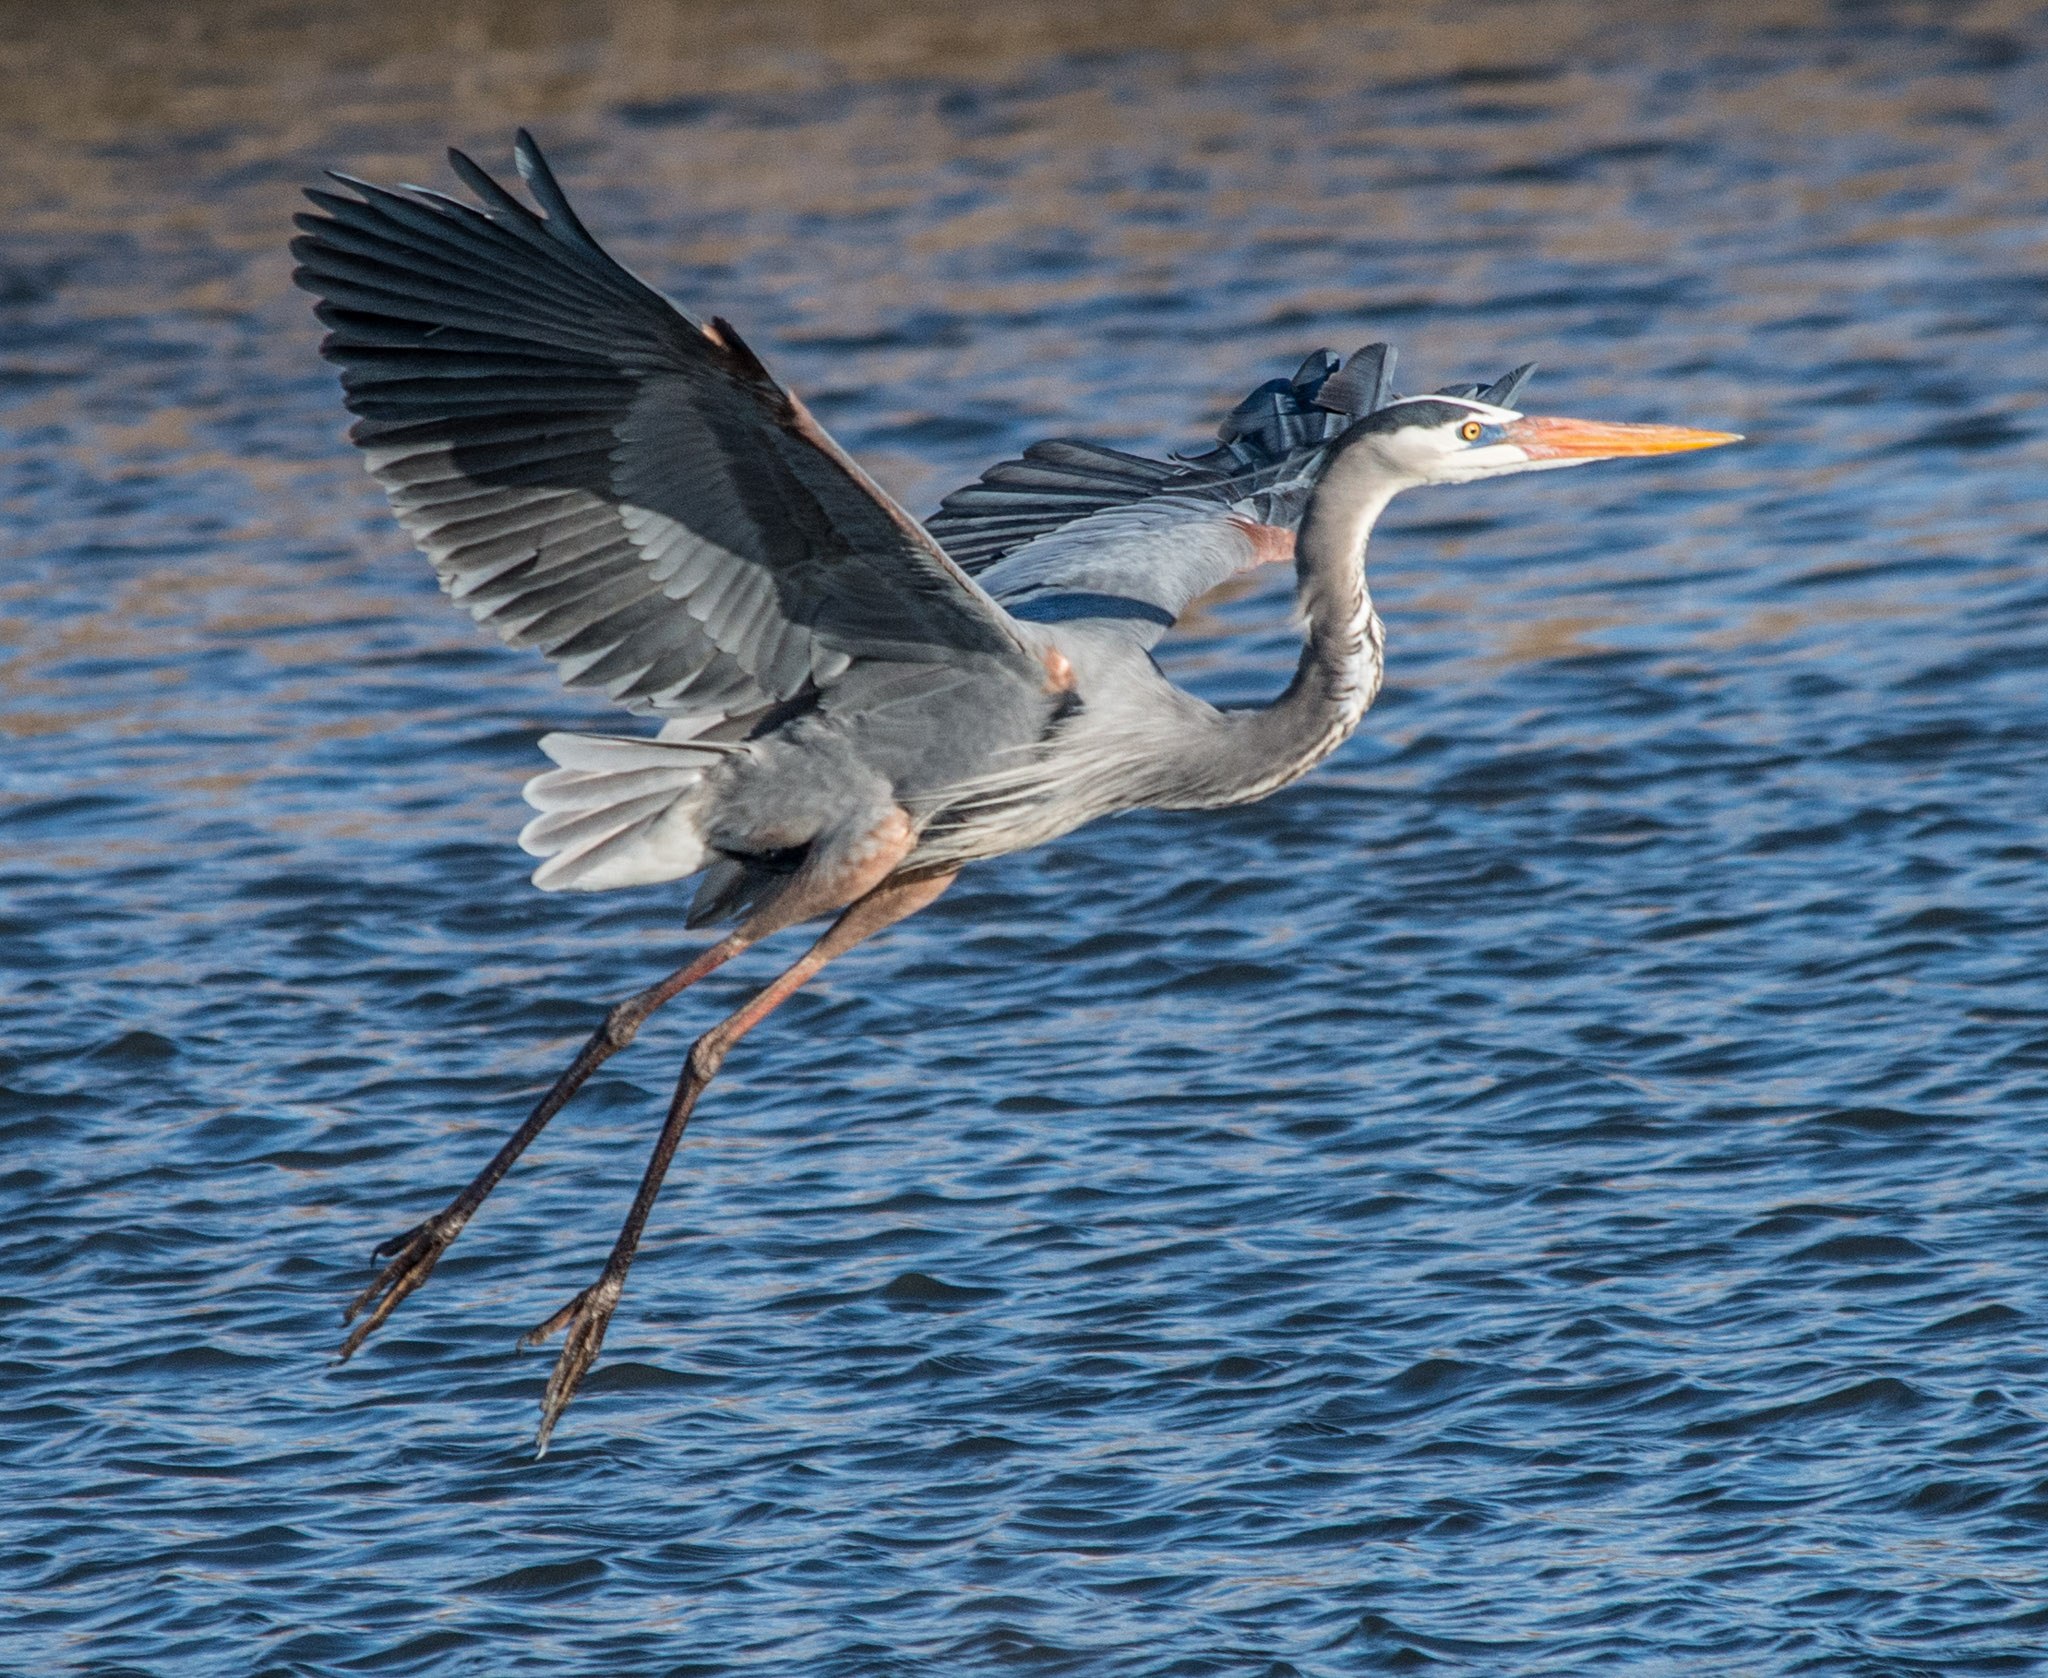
1365 396 1543 485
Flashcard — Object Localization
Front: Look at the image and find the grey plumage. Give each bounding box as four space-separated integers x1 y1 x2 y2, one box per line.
928 344 1362 577
294 132 1054 892
297 141 1030 716
296 133 1736 1452
926 439 1188 572
925 341 1543 656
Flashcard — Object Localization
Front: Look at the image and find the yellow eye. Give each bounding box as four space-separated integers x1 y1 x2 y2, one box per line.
1460 419 1484 442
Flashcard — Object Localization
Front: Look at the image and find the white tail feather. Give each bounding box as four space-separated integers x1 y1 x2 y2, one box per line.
519 731 726 891
524 765 707 815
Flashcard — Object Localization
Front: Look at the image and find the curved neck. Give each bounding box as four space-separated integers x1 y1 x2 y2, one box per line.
1170 442 1401 807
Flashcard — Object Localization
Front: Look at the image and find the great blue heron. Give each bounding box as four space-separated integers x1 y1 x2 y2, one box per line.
293 132 1738 1452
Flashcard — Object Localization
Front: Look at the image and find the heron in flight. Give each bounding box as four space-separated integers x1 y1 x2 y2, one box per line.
293 133 1738 1452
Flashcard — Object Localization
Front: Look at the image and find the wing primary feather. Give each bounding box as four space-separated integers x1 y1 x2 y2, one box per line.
299 191 626 326
302 136 1036 728
705 316 778 386
1482 362 1538 407
444 147 551 236
512 130 609 257
1316 343 1396 417
308 180 568 284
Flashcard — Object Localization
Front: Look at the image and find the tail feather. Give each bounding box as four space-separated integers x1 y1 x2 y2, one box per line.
522 789 685 853
519 730 723 891
524 763 712 814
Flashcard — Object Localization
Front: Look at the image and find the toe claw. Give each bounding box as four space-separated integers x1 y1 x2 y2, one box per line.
525 1273 625 1457
519 1293 580 1349
336 1212 461 1361
372 1223 423 1262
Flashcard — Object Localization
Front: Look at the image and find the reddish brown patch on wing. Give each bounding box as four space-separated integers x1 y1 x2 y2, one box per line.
1041 646 1077 693
782 386 973 568
1229 517 1297 568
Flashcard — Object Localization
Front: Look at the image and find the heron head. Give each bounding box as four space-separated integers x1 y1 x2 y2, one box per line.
1340 393 1741 488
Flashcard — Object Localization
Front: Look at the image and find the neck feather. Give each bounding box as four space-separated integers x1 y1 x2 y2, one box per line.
1163 450 1400 808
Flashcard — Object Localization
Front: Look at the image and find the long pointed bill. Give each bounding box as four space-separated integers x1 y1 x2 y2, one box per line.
1503 415 1743 460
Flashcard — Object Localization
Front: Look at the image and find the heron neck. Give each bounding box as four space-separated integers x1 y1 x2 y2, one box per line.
1175 463 1399 808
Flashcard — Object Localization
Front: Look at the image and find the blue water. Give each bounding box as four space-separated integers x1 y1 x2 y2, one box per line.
4 3 2047 1672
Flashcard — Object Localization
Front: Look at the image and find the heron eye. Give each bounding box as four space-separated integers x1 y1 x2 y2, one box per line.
1460 419 1484 442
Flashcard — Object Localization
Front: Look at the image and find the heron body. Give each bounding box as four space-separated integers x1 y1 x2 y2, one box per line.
293 132 1737 1451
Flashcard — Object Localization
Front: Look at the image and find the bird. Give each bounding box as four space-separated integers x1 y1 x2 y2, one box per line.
292 131 1739 1453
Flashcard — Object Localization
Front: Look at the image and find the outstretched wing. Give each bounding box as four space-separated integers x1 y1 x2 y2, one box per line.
925 343 1537 648
925 440 1198 573
926 349 1361 576
973 492 1299 648
928 351 1363 646
292 131 1033 723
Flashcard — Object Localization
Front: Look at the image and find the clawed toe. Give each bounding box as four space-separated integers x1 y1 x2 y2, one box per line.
522 1272 625 1456
372 1221 430 1262
337 1212 461 1362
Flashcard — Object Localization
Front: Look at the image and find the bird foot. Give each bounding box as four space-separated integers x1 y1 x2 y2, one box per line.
337 1210 464 1361
521 1271 625 1456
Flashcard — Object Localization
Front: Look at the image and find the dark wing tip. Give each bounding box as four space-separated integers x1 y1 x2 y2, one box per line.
512 129 605 252
706 315 779 386
1213 377 1294 445
306 169 374 215
443 143 540 229
1317 343 1397 417
1482 362 1538 407
1289 348 1342 401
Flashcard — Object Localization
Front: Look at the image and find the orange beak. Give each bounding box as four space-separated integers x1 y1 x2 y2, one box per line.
1502 415 1743 459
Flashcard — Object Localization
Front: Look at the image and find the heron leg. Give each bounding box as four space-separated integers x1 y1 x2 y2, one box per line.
337 926 769 1360
523 862 958 1455
344 835 913 1368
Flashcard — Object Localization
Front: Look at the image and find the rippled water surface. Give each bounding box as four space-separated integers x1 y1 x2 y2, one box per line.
6 1 2048 1672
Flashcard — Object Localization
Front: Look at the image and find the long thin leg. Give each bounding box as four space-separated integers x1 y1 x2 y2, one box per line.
340 920 767 1360
524 865 957 1455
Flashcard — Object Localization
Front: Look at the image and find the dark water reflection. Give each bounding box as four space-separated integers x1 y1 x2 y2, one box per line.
6 1 2048 1672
